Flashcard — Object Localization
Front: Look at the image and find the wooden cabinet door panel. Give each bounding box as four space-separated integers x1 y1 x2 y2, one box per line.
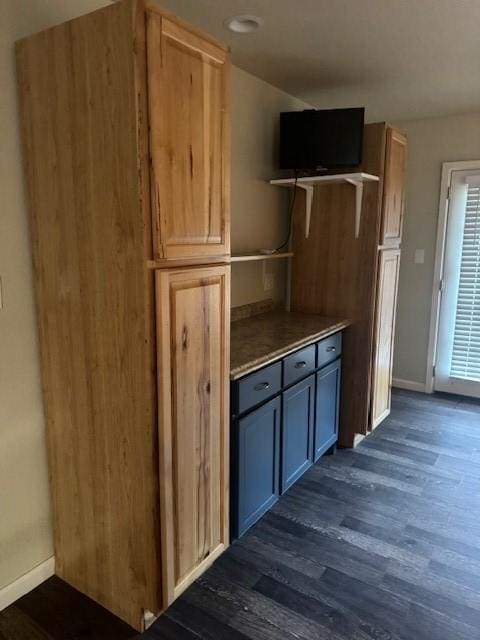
147 11 230 262
156 265 230 605
381 128 407 246
371 250 400 428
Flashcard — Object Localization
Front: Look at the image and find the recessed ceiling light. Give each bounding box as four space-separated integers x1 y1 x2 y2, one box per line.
223 15 264 34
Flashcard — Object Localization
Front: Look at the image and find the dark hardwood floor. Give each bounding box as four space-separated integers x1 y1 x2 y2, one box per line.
2 390 480 640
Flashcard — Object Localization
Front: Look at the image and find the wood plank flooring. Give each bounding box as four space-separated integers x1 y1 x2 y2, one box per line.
2 390 480 640
0 576 134 640
146 389 480 640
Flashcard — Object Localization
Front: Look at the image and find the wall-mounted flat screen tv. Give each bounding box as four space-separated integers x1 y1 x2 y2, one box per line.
279 107 365 172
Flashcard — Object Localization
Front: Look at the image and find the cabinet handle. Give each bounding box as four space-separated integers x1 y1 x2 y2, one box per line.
294 361 307 369
254 382 270 391
326 346 336 352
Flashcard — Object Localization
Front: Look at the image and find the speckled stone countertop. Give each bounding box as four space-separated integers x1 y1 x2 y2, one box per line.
230 311 350 380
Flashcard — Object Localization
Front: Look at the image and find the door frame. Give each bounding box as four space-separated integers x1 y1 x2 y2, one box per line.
426 160 480 393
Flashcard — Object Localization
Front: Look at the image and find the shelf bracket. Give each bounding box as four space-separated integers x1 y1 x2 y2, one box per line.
297 184 314 238
271 171 377 241
345 178 364 239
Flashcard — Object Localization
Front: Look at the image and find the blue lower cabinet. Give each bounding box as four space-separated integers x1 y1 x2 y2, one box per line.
281 374 315 493
233 396 281 538
314 358 341 461
231 334 343 538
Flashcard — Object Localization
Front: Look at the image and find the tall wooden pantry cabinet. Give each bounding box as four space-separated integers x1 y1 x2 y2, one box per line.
291 123 407 447
16 0 230 631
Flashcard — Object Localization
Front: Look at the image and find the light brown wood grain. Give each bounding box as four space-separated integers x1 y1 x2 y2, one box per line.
155 265 230 605
291 180 378 446
147 254 231 269
15 0 161 629
380 127 407 246
291 125 383 446
135 0 154 262
146 9 231 261
291 123 407 446
144 0 229 53
371 249 401 427
16 0 232 629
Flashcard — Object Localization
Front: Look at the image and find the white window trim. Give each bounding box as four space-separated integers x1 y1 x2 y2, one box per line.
426 160 480 393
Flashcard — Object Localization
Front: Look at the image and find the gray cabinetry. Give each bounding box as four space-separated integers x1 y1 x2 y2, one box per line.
231 330 343 538
233 396 281 538
314 358 341 461
281 375 315 492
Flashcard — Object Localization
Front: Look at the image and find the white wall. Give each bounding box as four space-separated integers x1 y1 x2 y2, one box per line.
393 111 480 386
0 0 111 594
231 67 311 308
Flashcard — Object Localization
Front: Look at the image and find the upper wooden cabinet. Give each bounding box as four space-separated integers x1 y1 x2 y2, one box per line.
147 10 230 262
155 265 230 605
380 127 407 246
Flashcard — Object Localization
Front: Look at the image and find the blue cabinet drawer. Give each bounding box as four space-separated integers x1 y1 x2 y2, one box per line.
283 344 316 387
317 332 342 369
234 361 282 415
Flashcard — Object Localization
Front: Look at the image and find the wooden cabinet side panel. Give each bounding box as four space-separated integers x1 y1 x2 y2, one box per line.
291 176 380 446
361 122 388 179
156 265 230 605
147 11 230 261
381 127 407 246
371 250 401 427
290 122 407 446
15 0 161 630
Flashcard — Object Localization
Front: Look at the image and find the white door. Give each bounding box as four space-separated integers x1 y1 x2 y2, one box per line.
435 168 480 397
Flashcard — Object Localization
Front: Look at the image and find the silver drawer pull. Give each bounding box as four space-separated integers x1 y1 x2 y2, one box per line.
254 382 270 391
326 346 336 352
294 361 307 369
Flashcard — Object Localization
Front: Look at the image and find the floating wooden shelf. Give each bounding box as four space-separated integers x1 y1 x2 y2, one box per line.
231 252 294 263
270 172 379 239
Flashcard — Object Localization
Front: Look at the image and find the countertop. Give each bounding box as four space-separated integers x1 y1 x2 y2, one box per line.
230 310 350 379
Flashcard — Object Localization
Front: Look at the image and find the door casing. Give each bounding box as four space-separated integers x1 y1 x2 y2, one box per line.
426 160 480 393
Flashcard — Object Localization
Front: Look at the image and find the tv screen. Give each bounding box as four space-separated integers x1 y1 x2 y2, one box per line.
279 107 365 171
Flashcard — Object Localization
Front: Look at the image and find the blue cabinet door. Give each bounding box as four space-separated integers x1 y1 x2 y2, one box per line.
233 396 281 538
314 358 341 461
281 375 315 493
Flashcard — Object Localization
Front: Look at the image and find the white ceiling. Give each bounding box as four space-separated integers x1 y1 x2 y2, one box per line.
155 0 480 122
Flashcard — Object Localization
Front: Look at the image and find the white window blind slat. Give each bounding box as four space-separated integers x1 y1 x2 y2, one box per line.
450 181 480 381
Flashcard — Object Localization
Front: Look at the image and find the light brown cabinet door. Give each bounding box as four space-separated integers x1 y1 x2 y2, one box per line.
155 265 230 606
371 249 400 428
147 11 230 263
380 128 407 246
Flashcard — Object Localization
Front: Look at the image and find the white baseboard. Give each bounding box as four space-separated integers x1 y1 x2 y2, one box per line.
353 433 366 447
0 557 55 612
392 378 427 393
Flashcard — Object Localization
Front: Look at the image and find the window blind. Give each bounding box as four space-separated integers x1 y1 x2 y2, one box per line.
450 177 480 381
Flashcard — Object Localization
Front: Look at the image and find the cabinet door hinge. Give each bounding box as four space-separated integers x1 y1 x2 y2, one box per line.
447 185 451 200
439 278 444 292
432 364 436 377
